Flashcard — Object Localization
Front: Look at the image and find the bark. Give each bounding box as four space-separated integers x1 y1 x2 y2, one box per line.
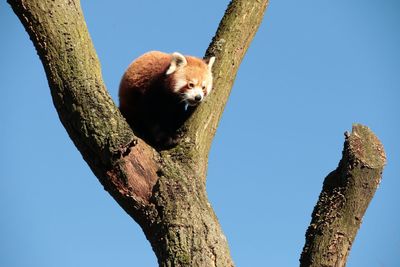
8 0 269 266
300 124 386 267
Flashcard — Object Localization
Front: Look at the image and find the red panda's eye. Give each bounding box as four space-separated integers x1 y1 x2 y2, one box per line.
188 82 194 88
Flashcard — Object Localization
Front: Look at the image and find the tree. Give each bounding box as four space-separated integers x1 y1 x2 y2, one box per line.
8 0 386 266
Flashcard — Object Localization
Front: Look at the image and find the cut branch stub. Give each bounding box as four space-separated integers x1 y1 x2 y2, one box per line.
300 124 386 267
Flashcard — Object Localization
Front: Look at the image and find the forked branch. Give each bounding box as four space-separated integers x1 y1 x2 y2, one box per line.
8 0 270 265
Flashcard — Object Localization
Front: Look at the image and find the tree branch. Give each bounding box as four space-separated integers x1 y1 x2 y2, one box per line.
9 1 384 266
8 0 159 228
177 0 270 176
300 124 386 267
8 0 269 265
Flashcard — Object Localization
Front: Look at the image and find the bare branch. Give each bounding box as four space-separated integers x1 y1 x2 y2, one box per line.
300 124 386 267
180 0 270 173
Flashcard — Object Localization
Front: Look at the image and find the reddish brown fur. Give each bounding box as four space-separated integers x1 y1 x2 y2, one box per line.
119 51 171 106
119 51 212 149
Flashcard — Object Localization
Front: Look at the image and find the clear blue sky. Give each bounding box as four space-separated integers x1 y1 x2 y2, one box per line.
1 1 399 266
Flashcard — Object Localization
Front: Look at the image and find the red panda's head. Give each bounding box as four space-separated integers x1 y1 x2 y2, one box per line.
166 52 215 106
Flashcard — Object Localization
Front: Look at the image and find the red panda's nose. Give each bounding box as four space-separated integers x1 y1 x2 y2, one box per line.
194 95 203 102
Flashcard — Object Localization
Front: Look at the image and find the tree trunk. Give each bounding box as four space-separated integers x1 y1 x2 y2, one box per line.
300 124 386 267
8 0 269 265
9 1 386 266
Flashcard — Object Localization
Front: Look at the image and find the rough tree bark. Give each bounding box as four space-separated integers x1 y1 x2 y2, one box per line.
8 0 269 266
300 124 386 267
8 0 386 266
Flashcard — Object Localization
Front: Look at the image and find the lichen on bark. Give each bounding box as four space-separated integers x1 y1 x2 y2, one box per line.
8 0 270 266
300 124 386 267
10 1 386 266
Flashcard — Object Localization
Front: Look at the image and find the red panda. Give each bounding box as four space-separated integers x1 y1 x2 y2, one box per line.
119 51 215 148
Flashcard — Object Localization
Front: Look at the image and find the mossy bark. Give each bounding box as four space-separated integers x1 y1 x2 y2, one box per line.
300 124 386 267
8 0 269 266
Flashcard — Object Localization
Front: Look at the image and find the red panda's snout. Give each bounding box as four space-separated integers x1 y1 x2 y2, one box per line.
181 83 206 106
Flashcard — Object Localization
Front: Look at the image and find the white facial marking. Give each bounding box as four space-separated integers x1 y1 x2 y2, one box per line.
206 83 212 95
173 78 187 92
182 87 204 106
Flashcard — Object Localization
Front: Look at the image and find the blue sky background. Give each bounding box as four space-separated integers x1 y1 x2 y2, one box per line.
1 1 399 266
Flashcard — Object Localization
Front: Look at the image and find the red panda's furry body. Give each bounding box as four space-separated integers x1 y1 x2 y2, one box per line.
119 51 215 148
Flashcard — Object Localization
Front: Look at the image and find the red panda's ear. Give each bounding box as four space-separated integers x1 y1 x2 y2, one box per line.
166 52 187 75
205 56 215 71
